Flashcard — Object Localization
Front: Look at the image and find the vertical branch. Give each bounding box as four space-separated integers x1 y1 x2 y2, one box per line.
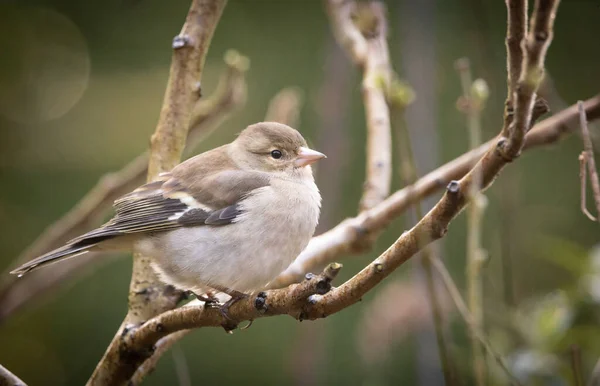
501 0 527 138
455 58 489 386
502 0 560 159
391 84 458 385
505 0 527 102
430 258 520 385
88 1 227 384
578 100 600 221
326 0 392 211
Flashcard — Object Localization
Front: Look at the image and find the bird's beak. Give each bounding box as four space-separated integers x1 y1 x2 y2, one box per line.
295 147 327 167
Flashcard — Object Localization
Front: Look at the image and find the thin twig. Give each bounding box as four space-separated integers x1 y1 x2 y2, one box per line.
326 0 392 211
505 0 527 101
0 51 248 323
272 93 597 289
502 0 560 160
88 1 227 384
455 57 488 386
578 100 600 221
429 257 521 385
391 82 458 384
501 0 527 138
579 154 596 221
0 364 26 386
129 331 190 386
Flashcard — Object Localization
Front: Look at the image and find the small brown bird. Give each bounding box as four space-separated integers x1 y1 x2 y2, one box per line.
12 122 326 311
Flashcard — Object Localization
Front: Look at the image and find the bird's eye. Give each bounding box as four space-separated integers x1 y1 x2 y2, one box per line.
270 150 283 159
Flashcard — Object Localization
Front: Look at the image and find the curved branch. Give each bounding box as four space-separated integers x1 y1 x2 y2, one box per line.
301 0 561 321
272 93 598 288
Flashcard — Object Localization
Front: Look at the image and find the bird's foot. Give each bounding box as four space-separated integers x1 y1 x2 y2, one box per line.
219 292 249 332
187 291 219 308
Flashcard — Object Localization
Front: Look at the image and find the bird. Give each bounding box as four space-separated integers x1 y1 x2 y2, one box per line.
11 122 326 316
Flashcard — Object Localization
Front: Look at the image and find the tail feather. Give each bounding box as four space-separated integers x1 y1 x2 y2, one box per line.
10 242 98 277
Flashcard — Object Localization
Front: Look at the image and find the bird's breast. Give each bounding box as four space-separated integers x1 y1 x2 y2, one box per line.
142 178 321 293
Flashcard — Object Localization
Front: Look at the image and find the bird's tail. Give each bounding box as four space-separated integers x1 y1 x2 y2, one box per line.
10 239 102 277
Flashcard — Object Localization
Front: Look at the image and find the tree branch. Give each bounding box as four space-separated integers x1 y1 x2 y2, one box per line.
102 264 343 383
272 93 599 289
326 0 392 211
0 49 248 323
502 0 559 159
0 364 26 386
505 0 527 102
501 0 527 139
300 0 560 324
88 1 227 384
96 2 564 375
455 57 489 386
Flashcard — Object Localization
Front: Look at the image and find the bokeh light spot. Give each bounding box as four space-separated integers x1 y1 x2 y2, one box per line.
0 6 90 124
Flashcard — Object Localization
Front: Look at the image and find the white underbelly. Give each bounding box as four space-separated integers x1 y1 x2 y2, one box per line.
135 182 320 293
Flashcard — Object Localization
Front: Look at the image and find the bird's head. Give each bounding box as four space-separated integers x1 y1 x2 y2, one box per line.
232 122 326 177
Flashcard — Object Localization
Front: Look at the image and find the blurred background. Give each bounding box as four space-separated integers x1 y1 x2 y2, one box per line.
1 0 599 385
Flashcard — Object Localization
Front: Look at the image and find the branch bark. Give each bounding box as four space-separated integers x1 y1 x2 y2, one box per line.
98 1 563 373
501 0 527 138
326 0 392 211
88 1 227 384
272 93 599 289
0 49 247 323
300 0 560 325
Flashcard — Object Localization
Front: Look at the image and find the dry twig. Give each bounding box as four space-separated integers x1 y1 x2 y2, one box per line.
391 78 457 382
578 100 600 221
88 1 227 384
430 257 520 385
0 50 248 322
505 0 527 101
326 0 392 211
455 57 489 386
501 0 527 139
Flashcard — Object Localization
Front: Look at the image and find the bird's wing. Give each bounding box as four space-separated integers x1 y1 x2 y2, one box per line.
68 167 270 244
